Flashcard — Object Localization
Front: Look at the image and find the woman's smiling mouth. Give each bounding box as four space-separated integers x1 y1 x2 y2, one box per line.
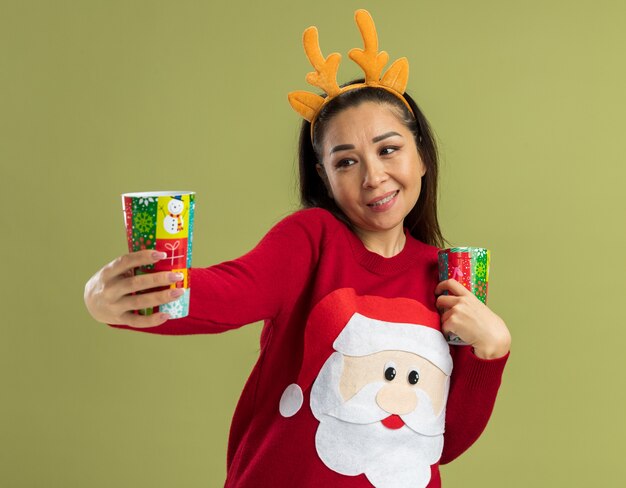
367 190 399 209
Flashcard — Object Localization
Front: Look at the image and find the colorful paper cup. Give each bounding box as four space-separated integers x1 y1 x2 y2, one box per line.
121 191 196 319
438 247 490 345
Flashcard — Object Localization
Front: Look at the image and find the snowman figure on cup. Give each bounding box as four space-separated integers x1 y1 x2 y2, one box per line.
160 196 186 235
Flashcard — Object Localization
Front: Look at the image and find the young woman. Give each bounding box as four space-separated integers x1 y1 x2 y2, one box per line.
84 10 510 487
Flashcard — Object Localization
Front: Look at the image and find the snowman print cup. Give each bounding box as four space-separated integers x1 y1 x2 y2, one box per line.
122 191 196 319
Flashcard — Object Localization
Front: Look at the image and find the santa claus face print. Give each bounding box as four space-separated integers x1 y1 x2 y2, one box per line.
279 289 452 487
304 309 451 488
316 102 426 252
339 350 448 424
309 349 448 488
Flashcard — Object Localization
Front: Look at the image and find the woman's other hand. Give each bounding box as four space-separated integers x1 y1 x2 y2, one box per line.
435 279 511 359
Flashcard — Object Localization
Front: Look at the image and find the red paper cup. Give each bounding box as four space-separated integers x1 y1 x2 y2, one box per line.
438 247 490 345
122 191 196 319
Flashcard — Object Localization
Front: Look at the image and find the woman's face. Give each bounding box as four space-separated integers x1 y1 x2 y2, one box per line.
317 102 425 239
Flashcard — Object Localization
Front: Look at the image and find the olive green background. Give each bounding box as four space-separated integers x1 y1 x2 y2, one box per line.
2 0 624 486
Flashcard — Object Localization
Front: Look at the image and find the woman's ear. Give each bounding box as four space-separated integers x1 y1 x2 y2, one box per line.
315 163 325 179
316 163 333 198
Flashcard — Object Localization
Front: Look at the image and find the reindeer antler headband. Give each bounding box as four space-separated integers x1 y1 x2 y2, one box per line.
288 9 413 135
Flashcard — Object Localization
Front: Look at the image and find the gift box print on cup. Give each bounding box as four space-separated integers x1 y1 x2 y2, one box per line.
122 191 195 319
438 247 490 345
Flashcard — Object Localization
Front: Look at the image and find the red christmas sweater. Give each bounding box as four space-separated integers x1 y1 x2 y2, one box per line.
112 208 509 487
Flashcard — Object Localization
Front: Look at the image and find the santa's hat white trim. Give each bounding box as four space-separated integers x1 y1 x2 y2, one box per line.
333 313 453 376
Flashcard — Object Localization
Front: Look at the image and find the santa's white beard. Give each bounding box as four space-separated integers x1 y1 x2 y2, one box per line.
310 353 446 488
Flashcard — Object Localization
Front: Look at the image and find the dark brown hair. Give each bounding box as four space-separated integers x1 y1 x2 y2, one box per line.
297 81 446 248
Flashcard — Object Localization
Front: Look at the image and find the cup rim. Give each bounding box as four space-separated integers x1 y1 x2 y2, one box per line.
438 247 489 254
122 191 195 198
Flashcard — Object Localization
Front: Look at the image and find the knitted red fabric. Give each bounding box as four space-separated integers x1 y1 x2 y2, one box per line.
111 208 508 487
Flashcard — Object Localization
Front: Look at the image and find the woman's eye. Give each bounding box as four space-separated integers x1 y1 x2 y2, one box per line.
336 158 356 168
380 146 398 156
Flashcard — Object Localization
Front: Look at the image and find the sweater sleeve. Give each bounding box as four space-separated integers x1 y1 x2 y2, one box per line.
440 345 509 464
109 209 324 336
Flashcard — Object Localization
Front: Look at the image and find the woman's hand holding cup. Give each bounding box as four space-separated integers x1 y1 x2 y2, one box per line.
435 279 511 360
84 250 183 328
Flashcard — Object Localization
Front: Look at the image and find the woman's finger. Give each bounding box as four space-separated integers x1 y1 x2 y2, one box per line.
440 307 454 325
118 287 184 313
435 293 461 311
116 311 171 329
101 250 166 282
434 278 473 298
114 270 183 299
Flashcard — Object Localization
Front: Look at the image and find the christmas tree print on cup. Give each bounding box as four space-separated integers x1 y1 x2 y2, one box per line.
122 191 196 319
437 247 490 345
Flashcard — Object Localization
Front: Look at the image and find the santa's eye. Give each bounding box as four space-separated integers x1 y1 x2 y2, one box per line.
408 369 420 385
383 362 397 381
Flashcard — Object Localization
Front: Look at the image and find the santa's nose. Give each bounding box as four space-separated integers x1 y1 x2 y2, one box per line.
376 384 417 415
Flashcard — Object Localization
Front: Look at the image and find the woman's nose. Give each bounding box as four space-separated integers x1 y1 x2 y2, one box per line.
362 158 388 189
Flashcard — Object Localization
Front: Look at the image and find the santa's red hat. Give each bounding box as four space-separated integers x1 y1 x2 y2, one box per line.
279 288 452 417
